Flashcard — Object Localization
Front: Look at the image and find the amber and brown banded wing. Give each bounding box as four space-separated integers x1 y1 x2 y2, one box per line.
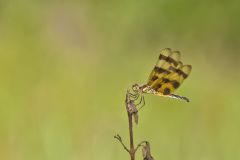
147 48 181 89
147 48 172 86
155 64 192 95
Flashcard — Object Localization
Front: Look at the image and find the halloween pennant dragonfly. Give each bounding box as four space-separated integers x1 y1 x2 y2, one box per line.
130 48 192 107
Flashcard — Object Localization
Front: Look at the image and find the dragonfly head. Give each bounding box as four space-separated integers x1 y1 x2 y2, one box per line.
132 84 141 93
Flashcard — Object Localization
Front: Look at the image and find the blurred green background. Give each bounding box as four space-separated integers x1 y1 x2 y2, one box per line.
1 0 240 160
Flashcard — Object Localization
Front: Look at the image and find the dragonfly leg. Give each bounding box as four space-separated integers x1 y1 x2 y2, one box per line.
135 95 143 106
129 93 140 101
137 96 145 111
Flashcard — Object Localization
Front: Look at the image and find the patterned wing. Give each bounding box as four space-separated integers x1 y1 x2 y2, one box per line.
147 48 181 90
155 64 192 95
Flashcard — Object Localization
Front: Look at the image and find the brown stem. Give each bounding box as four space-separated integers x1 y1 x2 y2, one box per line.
114 134 130 153
115 90 155 160
128 112 135 160
125 91 136 160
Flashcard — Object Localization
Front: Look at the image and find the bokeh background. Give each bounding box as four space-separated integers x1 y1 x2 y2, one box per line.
1 0 240 160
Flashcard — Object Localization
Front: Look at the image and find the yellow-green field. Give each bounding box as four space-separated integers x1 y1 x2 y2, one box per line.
1 1 240 160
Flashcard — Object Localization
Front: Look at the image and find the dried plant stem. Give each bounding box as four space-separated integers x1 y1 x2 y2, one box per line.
114 134 130 153
127 111 135 160
125 90 139 160
115 91 150 160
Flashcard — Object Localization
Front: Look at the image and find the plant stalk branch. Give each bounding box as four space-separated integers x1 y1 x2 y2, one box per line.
114 134 130 153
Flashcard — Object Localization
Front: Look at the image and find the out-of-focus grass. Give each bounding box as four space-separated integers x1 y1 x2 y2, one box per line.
0 1 240 160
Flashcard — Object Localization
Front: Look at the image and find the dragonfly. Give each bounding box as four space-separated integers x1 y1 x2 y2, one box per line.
130 48 192 108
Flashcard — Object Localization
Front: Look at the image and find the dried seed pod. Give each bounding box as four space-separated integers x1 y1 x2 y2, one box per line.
142 142 154 160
